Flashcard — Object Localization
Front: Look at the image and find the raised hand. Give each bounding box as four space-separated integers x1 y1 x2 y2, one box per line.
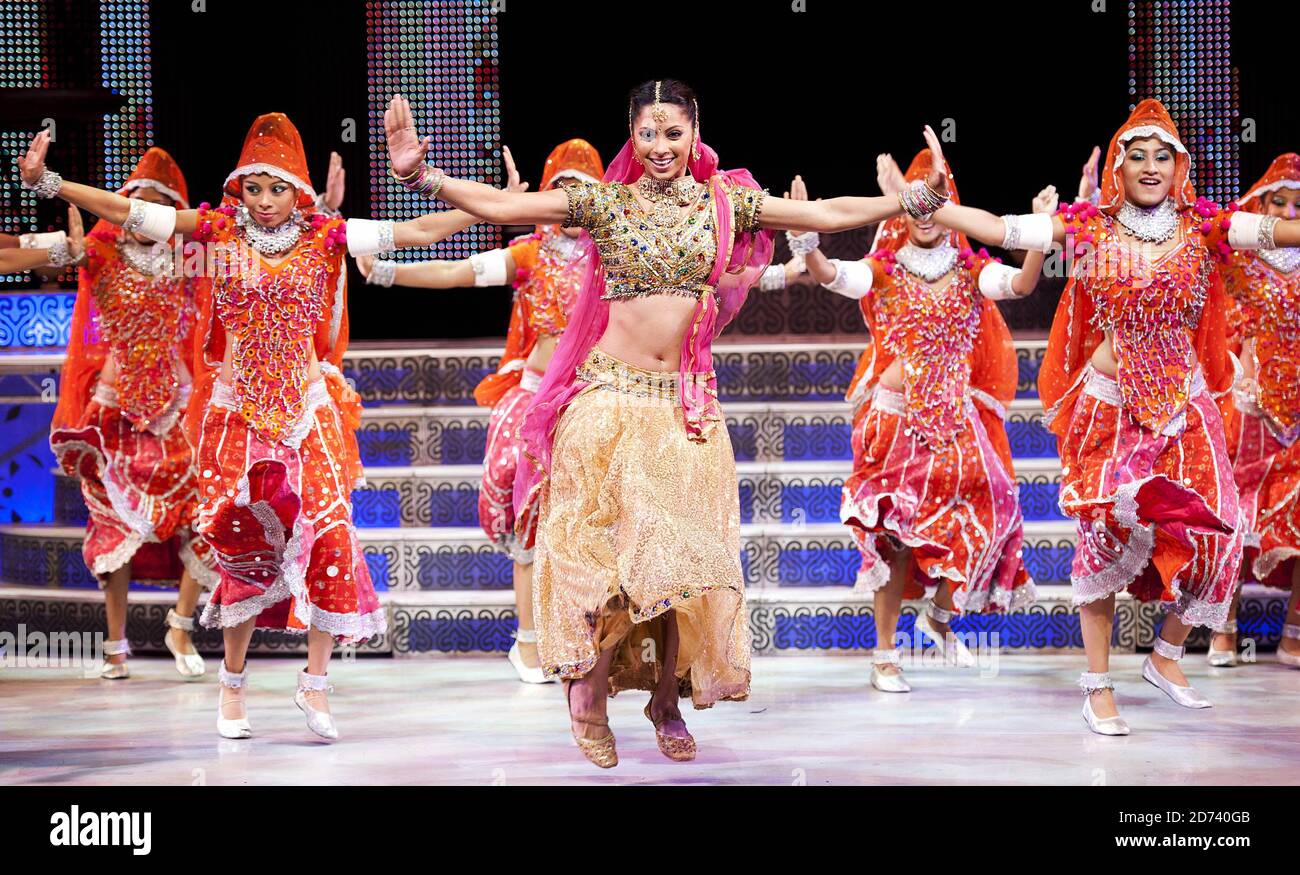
876 153 905 197
354 254 374 279
502 145 529 193
1077 145 1101 202
18 129 51 187
384 95 431 179
1033 184 1059 216
324 151 346 211
922 125 948 196
66 204 84 259
784 175 809 202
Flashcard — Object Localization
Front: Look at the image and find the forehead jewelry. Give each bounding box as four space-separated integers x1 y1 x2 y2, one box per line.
651 80 668 128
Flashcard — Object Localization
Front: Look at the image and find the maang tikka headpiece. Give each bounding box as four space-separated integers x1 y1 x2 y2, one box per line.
651 80 669 127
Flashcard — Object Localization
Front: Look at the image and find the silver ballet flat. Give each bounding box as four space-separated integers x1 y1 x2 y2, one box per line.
870 649 911 693
294 670 339 740
164 608 206 679
1206 619 1238 668
1079 672 1130 736
914 601 976 667
216 661 252 739
507 630 553 684
1143 639 1212 709
99 638 131 680
1278 624 1300 669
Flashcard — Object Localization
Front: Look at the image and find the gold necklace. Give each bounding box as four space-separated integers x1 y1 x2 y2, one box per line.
636 173 699 227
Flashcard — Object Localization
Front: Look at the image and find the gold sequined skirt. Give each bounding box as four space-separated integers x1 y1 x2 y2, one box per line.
532 348 751 708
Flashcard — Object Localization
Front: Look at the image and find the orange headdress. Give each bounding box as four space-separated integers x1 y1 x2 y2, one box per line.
539 138 604 191
1237 153 1300 213
222 112 318 210
473 139 605 409
871 149 964 254
1098 98 1196 213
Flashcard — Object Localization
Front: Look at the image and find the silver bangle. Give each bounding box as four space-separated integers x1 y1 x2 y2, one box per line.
377 220 395 255
1259 215 1280 251
367 260 397 288
1000 214 1021 251
23 168 63 199
122 197 147 234
785 230 820 256
758 264 786 292
44 238 81 267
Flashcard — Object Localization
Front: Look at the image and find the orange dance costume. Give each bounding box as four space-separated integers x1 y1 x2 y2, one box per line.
1221 153 1300 589
187 114 381 643
473 140 602 561
831 153 1034 612
50 149 217 587
1040 101 1249 628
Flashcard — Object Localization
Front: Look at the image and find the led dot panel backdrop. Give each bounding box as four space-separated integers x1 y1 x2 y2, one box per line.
1129 0 1238 205
0 3 48 284
97 1 152 193
366 0 502 260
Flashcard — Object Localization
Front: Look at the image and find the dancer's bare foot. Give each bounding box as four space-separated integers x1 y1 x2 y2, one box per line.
517 639 541 669
565 674 608 742
647 694 690 740
1281 636 1300 657
220 683 246 721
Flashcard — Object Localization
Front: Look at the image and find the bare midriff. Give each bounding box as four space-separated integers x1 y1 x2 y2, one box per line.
595 294 701 372
525 333 560 374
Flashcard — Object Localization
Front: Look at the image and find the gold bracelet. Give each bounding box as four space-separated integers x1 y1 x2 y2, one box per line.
390 164 424 183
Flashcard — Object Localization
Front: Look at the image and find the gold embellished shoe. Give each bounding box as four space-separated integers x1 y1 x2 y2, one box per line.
644 701 697 762
565 680 617 769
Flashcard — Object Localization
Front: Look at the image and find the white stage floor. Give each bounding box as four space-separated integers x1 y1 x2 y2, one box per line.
2 654 1298 785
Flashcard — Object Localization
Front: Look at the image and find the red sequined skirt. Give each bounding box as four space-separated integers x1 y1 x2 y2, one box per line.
196 378 384 644
50 383 215 587
1057 367 1242 627
840 385 1035 612
1228 400 1300 589
478 371 542 563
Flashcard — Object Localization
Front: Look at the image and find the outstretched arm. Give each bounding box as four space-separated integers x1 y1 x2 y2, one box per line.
0 204 84 272
355 251 505 289
18 130 200 234
391 145 531 248
385 96 567 226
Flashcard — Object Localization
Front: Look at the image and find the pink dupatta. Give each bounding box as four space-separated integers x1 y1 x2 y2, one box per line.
511 139 775 528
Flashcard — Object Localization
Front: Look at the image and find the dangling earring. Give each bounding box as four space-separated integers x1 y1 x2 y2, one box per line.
692 137 700 163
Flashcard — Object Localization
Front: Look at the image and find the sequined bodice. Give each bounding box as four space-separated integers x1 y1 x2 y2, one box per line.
209 218 342 443
872 256 981 446
91 243 187 427
564 178 764 302
1226 251 1300 433
521 229 587 336
1082 214 1213 432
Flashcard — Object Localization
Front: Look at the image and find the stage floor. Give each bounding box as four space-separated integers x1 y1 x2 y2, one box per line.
2 654 1298 785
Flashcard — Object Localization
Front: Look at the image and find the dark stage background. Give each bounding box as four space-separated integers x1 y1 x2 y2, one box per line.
19 0 1300 339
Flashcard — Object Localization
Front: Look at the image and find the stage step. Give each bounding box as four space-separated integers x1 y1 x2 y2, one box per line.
0 582 1287 658
0 520 1079 592
0 337 1051 404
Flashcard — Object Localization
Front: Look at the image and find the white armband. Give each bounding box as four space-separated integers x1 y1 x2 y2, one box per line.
822 258 872 300
345 219 396 257
1000 212 1055 253
978 262 1023 301
19 231 66 250
758 264 787 292
122 198 176 243
468 249 510 287
1227 212 1279 251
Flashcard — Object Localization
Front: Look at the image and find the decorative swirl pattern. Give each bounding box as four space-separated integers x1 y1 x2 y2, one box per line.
0 292 75 349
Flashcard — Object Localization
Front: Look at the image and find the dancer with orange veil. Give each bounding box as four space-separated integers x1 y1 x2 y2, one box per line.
383 80 945 767
357 139 603 684
933 100 1300 734
21 113 483 739
794 152 1046 692
47 149 219 682
1211 153 1300 669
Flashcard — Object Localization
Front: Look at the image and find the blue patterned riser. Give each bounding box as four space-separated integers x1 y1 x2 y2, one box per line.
343 347 1047 406
352 473 1068 529
354 412 1057 467
0 292 74 349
